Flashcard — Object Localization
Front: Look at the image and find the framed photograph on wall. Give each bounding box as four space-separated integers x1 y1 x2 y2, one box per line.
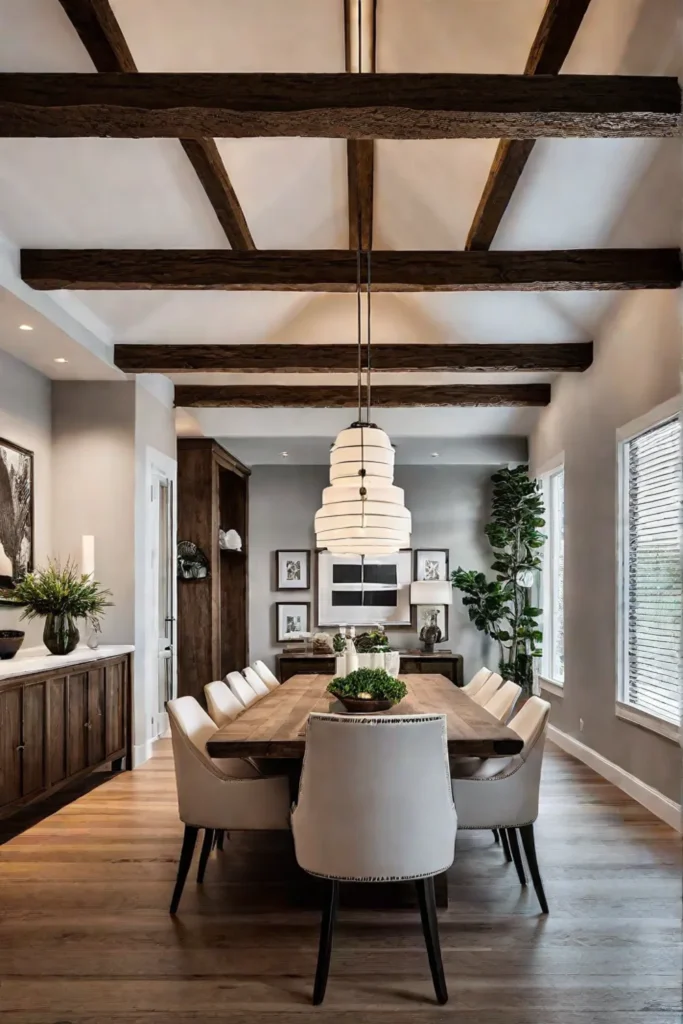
415 549 449 583
276 549 310 590
276 602 311 643
317 549 412 628
0 436 34 597
415 603 449 642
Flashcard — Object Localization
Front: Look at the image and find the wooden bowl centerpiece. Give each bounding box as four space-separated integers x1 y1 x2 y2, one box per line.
328 667 407 714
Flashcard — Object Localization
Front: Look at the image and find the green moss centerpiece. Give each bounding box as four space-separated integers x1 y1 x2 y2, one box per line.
328 667 407 714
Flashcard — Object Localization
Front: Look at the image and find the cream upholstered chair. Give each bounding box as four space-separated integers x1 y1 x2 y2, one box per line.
452 696 551 914
242 665 270 697
167 697 290 914
470 671 503 706
226 670 259 708
462 666 492 697
204 680 244 728
484 680 522 723
251 660 280 691
292 713 457 1005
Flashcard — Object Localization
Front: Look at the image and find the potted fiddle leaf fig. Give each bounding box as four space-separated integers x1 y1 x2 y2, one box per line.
13 559 112 656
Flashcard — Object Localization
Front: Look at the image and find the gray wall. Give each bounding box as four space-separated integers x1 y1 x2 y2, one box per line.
249 463 509 681
530 288 681 803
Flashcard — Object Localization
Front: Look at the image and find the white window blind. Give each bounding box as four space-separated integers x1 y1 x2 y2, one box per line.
542 468 565 684
621 415 681 726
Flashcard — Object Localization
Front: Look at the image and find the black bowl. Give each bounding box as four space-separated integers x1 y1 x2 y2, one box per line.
0 630 25 660
330 692 394 714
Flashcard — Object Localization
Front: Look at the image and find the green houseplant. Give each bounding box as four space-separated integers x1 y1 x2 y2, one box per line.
451 465 545 694
12 559 112 656
328 667 407 713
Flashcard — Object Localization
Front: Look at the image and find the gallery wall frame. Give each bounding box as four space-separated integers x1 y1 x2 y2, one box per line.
276 601 311 643
276 549 311 590
0 436 34 600
316 548 413 628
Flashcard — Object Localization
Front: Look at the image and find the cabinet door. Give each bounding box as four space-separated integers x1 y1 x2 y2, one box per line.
21 681 45 798
0 688 22 810
67 673 88 777
87 668 106 766
105 659 126 759
47 677 68 787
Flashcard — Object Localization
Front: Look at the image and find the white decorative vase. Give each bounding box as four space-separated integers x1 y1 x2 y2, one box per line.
335 654 346 676
385 651 400 677
370 651 385 670
345 651 359 673
357 653 372 669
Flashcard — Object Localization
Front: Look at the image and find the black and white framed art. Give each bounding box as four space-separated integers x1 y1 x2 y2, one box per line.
415 549 449 582
276 549 310 590
317 549 412 627
276 602 311 642
0 436 34 595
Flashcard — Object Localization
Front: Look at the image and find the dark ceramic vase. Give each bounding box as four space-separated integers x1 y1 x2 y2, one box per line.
43 614 79 655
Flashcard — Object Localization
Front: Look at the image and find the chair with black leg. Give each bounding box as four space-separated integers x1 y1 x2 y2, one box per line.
451 696 551 914
166 696 291 914
291 713 458 1005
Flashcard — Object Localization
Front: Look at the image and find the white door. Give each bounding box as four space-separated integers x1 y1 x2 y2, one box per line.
148 453 177 738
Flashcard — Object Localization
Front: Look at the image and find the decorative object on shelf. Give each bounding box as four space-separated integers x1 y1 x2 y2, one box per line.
332 629 346 654
354 626 390 652
0 436 33 599
86 621 101 650
451 465 545 694
411 580 453 652
317 549 412 627
219 529 242 551
276 549 310 590
12 559 112 656
328 667 408 714
0 629 24 660
311 632 334 654
276 601 311 643
177 540 210 580
415 549 449 582
314 147 410 558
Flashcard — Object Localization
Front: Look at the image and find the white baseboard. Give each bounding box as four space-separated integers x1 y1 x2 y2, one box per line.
133 738 155 768
548 725 682 833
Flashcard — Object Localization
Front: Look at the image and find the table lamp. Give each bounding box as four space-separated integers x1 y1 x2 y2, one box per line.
410 580 453 653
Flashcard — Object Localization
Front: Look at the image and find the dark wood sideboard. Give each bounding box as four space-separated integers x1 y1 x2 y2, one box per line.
0 651 132 821
277 651 464 687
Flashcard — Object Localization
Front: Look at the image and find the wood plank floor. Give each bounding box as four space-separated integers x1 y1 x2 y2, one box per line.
0 741 680 1023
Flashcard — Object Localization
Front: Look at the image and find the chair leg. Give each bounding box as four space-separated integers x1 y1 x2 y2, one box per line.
492 829 500 844
415 876 448 1005
506 828 527 887
519 824 549 914
197 828 215 884
169 825 199 915
313 879 339 1005
214 830 225 851
500 827 512 863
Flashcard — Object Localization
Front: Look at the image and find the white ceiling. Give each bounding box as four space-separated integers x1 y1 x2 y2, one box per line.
0 0 679 442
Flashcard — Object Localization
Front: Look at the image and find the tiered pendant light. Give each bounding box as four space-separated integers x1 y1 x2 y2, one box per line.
315 1 411 558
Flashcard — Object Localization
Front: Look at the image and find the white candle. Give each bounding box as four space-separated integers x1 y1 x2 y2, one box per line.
81 535 95 579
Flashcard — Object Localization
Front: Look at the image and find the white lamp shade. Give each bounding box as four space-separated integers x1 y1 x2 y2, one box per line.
410 580 453 605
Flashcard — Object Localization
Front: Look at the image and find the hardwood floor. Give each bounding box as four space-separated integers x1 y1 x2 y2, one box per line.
0 741 680 1023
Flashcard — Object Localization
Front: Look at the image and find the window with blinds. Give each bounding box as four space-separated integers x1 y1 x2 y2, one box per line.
620 415 681 727
541 467 565 684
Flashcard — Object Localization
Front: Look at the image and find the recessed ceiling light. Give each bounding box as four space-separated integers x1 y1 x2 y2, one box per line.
19 324 33 331
431 452 440 458
54 357 68 364
280 451 289 458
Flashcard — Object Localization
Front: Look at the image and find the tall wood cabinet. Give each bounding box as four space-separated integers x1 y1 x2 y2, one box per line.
177 439 250 701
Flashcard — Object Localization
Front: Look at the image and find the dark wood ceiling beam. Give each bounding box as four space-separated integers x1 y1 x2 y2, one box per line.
114 342 593 374
56 0 254 249
466 0 593 251
23 248 682 292
1 73 678 139
174 384 551 408
344 0 377 251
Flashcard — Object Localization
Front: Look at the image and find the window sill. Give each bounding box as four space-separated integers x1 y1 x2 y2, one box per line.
615 702 681 743
539 676 564 697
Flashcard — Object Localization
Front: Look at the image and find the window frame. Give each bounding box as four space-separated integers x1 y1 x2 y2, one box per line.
537 453 565 692
616 396 681 741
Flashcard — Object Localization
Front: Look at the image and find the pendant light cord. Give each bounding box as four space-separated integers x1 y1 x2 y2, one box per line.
356 0 363 423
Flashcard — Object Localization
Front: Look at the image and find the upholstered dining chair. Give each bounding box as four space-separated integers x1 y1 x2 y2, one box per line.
470 671 503 706
242 665 271 697
292 713 457 1005
167 696 290 914
452 696 551 914
251 660 280 690
205 680 244 728
226 670 259 708
461 666 492 697
484 680 522 723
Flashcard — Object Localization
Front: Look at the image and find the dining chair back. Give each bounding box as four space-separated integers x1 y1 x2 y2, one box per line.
462 666 492 697
243 665 270 697
484 680 521 722
204 680 244 728
251 660 280 690
471 671 503 706
226 671 259 708
292 713 457 1005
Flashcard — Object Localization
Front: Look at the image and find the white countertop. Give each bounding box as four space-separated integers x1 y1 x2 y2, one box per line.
0 644 134 681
